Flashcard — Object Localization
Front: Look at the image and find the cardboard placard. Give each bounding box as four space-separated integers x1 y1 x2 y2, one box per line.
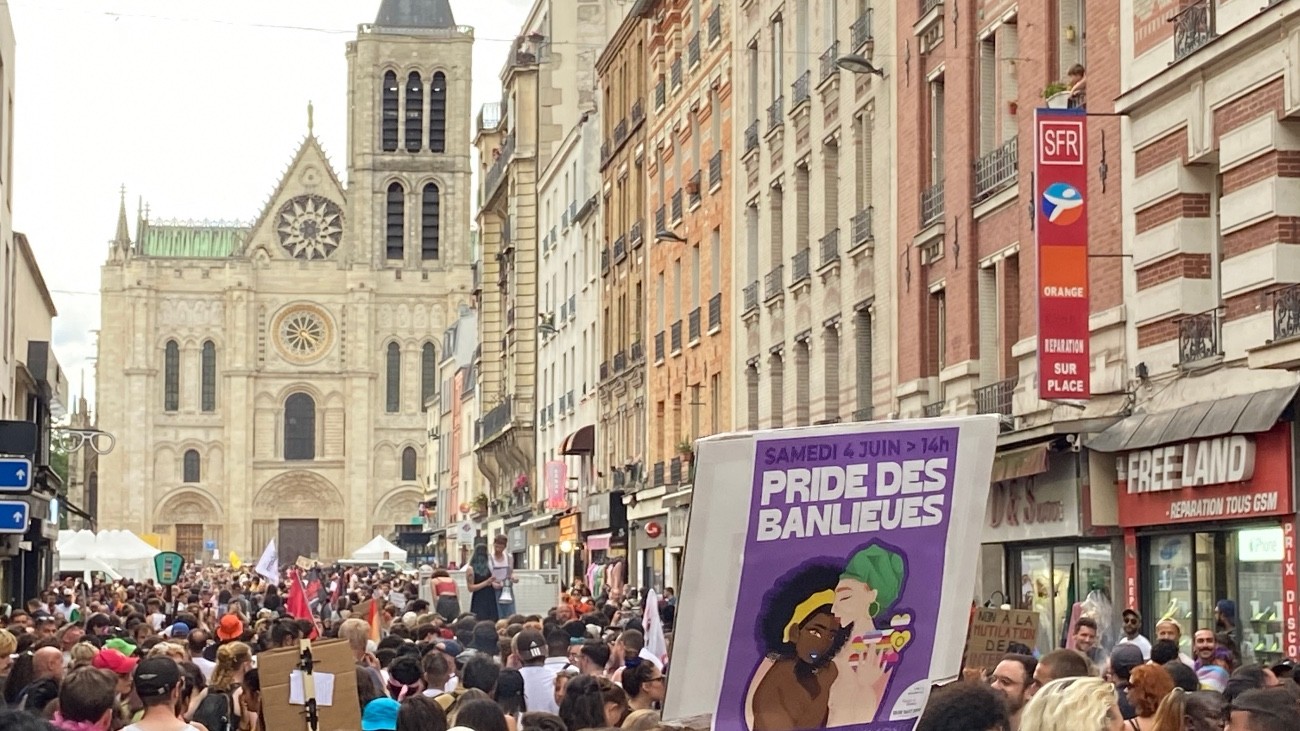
964 607 1040 671
296 557 317 571
257 639 361 731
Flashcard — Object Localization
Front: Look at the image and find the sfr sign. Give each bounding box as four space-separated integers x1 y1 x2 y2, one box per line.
1038 120 1085 166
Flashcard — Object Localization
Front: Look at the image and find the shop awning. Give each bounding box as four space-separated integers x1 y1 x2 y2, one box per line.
989 443 1050 483
1087 384 1299 453
586 533 612 551
560 425 595 455
520 513 558 529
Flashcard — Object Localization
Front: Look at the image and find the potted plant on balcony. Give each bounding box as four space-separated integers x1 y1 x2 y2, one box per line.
677 437 695 461
472 492 489 515
1043 82 1071 109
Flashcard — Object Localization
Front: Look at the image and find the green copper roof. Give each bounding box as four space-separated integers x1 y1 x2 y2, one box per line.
137 221 248 258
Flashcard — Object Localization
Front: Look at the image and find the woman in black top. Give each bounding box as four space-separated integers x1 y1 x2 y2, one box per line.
466 542 500 621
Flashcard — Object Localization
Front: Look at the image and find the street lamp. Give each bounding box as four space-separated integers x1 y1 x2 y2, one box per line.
656 229 687 244
837 54 886 78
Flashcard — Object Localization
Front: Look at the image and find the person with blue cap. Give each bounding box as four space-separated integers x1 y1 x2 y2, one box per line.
361 696 400 731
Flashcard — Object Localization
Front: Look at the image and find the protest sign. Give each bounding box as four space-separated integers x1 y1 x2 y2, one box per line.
664 416 998 731
258 638 360 731
963 608 1039 672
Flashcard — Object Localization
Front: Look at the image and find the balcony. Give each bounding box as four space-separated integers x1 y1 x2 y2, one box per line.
566 390 575 413
655 206 667 235
687 32 701 68
612 469 626 489
688 171 702 208
601 139 611 165
671 56 683 89
689 307 702 342
792 70 811 109
483 130 516 201
631 98 645 127
669 457 683 485
974 377 1017 417
743 281 760 313
1274 285 1300 341
613 234 627 263
568 294 576 320
601 247 610 275
614 118 629 147
1173 0 1215 63
653 461 665 487
920 0 943 14
973 136 1019 203
791 248 811 285
853 406 873 422
764 266 784 301
708 292 722 330
819 41 840 84
921 181 945 228
654 77 666 110
1067 91 1086 111
1178 310 1223 366
631 220 644 248
852 206 874 247
614 350 627 373
767 97 785 134
852 9 874 51
671 189 683 223
600 361 610 381
476 396 514 445
631 339 644 362
558 301 568 323
671 320 683 352
655 330 666 361
820 228 840 267
708 6 721 44
745 120 760 154
922 400 945 418
709 150 723 190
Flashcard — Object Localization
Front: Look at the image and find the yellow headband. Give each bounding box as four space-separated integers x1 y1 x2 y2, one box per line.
784 590 836 643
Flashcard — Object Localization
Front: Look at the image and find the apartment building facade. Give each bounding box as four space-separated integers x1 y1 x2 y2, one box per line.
428 307 479 567
735 0 897 433
641 0 733 593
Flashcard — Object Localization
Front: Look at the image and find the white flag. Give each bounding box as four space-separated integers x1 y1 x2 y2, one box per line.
255 539 279 583
642 589 669 667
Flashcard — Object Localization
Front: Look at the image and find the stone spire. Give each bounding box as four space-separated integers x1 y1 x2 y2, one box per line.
113 185 132 255
374 0 456 29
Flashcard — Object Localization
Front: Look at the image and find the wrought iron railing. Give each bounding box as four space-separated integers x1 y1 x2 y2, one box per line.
653 461 665 487
561 208 570 229
614 350 627 373
708 293 722 330
921 181 945 228
852 9 875 51
613 234 627 262
768 96 785 133
601 247 610 274
655 206 667 234
476 396 513 444
820 228 840 267
484 130 515 200
819 41 840 83
566 390 575 413
852 206 874 247
791 248 811 284
614 118 629 147
669 457 683 484
1173 0 1215 62
632 98 645 126
745 120 760 154
1274 285 1300 341
922 400 944 418
687 32 701 68
688 170 702 207
630 220 644 248
654 78 666 109
600 361 610 381
920 0 943 15
743 281 760 313
975 377 1017 416
765 266 784 300
792 70 812 108
708 5 722 43
600 139 611 165
1068 91 1086 110
973 136 1019 203
671 189 683 222
568 294 576 320
853 406 873 422
671 56 683 89
655 330 666 361
671 320 683 352
689 307 702 341
709 150 723 190
1178 310 1222 365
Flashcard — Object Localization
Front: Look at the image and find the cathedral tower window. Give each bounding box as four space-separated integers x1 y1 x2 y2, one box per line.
421 184 440 260
382 70 400 152
201 340 217 412
284 393 316 461
386 183 405 260
401 447 417 481
429 72 447 153
182 449 201 483
163 340 180 412
386 342 402 413
421 342 437 411
405 72 423 152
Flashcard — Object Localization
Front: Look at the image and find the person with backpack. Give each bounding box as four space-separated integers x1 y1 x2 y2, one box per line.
192 642 253 731
123 657 203 731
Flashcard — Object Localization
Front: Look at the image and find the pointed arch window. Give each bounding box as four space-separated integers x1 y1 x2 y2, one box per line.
201 340 217 412
429 72 447 153
163 340 180 412
386 183 405 260
401 446 418 481
182 449 201 483
405 71 424 152
386 342 402 413
421 184 441 260
284 393 316 461
421 342 437 411
382 70 400 152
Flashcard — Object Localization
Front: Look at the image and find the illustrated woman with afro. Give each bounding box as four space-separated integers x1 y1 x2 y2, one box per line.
745 561 851 731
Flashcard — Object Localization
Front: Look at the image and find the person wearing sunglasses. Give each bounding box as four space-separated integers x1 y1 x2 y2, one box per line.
621 658 664 713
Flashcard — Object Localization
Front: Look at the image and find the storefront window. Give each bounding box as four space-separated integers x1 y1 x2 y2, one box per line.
1238 526 1285 664
1016 543 1114 655
642 548 665 593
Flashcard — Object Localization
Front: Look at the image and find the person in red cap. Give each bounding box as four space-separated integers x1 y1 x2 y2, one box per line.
93 648 139 726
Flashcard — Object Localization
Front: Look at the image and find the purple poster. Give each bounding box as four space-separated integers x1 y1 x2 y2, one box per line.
717 427 960 731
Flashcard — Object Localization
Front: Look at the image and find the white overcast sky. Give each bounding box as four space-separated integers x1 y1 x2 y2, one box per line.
8 0 529 408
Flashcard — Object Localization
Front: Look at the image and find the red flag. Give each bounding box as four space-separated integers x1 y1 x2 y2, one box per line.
367 597 381 643
285 569 318 638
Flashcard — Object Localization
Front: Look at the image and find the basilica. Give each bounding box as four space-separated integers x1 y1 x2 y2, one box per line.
95 0 473 562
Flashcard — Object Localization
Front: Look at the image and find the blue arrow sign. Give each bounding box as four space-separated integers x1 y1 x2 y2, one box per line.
0 458 32 492
0 500 28 533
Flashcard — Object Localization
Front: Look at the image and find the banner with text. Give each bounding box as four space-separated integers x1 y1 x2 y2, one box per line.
964 608 1040 672
1035 108 1091 401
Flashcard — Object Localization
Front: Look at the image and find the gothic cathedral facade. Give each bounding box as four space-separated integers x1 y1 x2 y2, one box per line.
95 1 473 562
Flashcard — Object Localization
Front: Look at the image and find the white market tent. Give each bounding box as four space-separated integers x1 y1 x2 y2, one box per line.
57 529 159 581
350 535 407 563
56 530 123 580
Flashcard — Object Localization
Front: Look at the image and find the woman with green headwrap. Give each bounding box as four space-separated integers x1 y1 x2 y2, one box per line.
827 543 908 726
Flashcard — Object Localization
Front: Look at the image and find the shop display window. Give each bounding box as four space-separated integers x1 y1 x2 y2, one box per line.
1238 527 1285 663
1015 544 1115 655
642 547 665 594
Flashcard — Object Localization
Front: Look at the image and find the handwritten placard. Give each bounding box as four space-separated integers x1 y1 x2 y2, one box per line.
964 607 1039 671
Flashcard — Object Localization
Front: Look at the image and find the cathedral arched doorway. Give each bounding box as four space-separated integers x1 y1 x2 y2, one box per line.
372 488 423 540
154 489 224 564
251 471 346 562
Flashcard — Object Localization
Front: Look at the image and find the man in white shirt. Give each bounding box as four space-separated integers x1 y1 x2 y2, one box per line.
515 629 560 714
187 629 216 680
1155 617 1196 668
1116 608 1152 660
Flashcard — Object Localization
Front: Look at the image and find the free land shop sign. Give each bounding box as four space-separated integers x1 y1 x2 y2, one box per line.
1115 427 1294 526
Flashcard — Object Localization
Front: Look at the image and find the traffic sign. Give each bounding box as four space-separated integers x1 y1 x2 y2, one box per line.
0 500 29 533
0 458 31 493
154 552 185 586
